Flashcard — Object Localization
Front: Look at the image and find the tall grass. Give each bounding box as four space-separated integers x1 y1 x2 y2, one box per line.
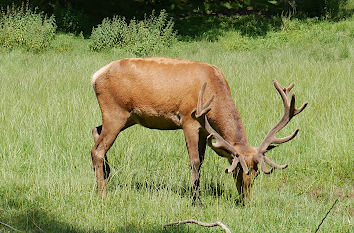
0 17 353 232
219 16 353 53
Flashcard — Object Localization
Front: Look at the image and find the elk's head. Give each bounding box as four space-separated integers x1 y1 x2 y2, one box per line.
193 80 308 200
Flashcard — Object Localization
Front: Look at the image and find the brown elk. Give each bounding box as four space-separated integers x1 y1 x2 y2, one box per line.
91 57 307 204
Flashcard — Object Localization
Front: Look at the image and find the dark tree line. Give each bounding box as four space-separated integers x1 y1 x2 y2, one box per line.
0 0 348 34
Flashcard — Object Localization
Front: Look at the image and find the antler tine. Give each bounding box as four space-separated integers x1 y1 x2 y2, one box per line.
225 157 239 173
272 128 299 144
290 93 295 117
193 82 249 175
295 102 308 116
287 82 295 93
260 160 273 174
264 156 288 169
238 154 249 174
273 80 289 108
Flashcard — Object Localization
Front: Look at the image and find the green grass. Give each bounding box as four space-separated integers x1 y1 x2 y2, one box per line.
0 17 353 232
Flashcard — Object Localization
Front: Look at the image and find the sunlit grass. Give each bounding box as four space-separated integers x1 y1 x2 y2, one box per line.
0 17 353 233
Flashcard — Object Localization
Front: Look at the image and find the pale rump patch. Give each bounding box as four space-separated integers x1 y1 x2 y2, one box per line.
91 62 112 86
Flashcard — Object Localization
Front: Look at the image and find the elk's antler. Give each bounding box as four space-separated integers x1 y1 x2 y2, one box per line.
192 83 249 174
255 79 308 174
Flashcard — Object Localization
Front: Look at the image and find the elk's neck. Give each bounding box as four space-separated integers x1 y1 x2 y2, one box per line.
227 108 249 146
213 103 249 146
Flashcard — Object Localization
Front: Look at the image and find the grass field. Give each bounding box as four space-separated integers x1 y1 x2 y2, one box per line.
0 16 353 232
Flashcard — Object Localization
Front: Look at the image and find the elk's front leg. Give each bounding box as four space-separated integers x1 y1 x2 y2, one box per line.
183 121 207 205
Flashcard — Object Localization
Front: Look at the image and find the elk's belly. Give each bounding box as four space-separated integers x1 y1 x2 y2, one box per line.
130 109 183 130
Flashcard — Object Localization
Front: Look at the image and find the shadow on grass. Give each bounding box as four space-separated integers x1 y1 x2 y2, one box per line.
0 196 194 233
109 178 239 203
1 204 85 233
0 206 190 233
174 13 282 41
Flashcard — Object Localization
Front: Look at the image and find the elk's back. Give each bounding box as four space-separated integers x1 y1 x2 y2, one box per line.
92 57 232 130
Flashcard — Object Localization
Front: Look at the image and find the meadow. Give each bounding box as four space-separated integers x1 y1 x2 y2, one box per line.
0 14 353 232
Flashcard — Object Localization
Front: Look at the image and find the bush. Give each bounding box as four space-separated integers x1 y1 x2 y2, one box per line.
89 15 127 51
89 10 177 56
0 3 56 52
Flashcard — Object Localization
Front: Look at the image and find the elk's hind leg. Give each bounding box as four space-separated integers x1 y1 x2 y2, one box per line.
92 125 110 180
183 121 207 205
91 109 130 197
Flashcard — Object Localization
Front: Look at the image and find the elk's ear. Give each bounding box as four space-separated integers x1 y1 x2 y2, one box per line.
266 145 278 152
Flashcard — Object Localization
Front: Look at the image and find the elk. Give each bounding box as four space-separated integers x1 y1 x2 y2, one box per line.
91 57 307 203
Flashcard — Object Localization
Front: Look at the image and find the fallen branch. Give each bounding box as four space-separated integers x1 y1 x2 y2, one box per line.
164 219 231 233
31 219 45 233
314 198 339 233
0 221 24 232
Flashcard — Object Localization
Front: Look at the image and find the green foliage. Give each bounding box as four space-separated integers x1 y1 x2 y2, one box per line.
89 15 127 51
89 10 177 56
0 3 56 52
